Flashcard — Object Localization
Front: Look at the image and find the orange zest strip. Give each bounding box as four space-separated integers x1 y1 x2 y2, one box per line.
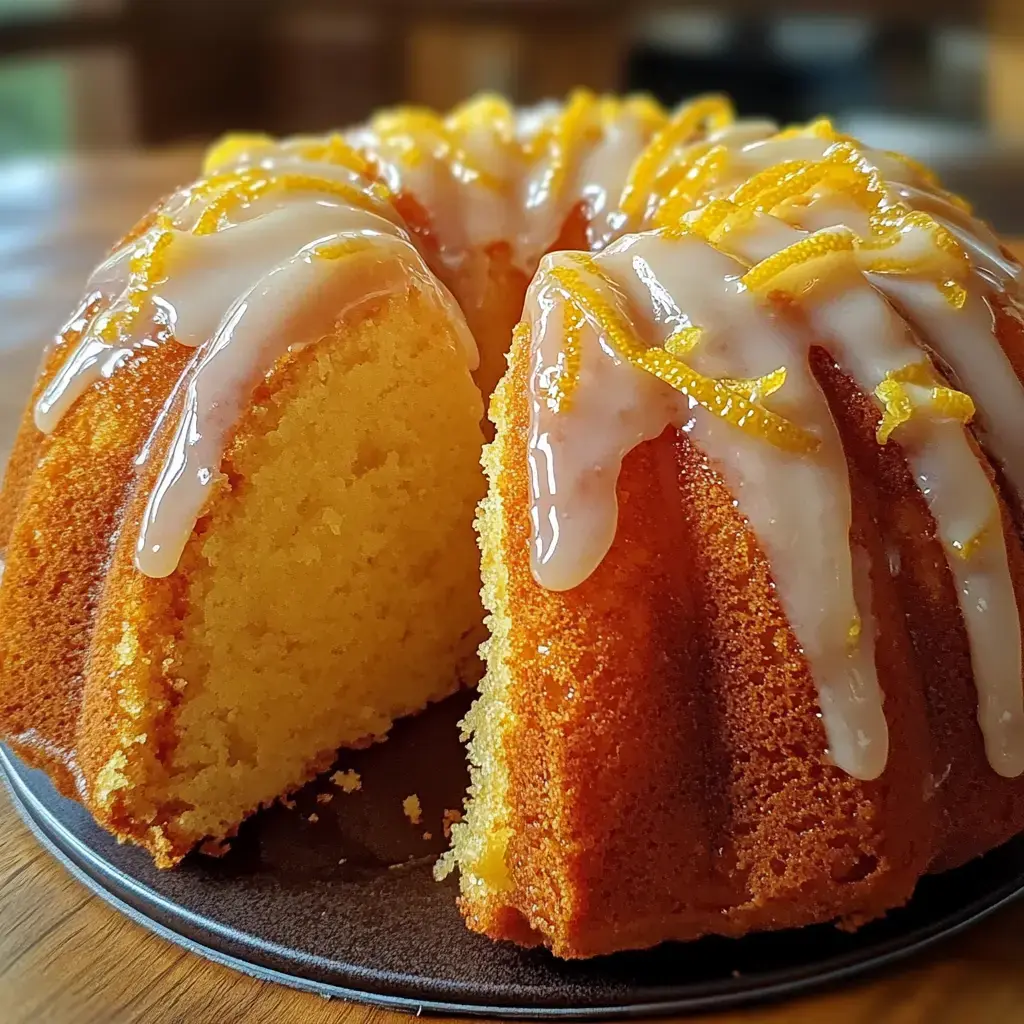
874 364 976 444
615 93 669 133
446 93 516 145
653 146 731 233
96 215 175 344
522 88 601 201
663 325 704 357
312 237 377 261
202 133 275 174
192 171 391 236
740 229 857 294
619 94 734 220
372 104 507 191
718 366 788 403
295 133 374 177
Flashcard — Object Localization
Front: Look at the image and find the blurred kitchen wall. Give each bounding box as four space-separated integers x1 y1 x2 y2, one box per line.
1 0 1024 227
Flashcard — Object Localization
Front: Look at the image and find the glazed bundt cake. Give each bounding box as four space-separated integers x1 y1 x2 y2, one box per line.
441 108 1024 955
2 91 1024 961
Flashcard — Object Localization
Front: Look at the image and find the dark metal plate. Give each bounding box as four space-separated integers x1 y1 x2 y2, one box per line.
4 691 1024 1019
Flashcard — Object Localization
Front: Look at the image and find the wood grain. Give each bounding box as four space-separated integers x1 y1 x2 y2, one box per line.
4 153 1024 1024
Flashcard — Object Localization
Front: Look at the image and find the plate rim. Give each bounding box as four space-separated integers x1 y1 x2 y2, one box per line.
5 742 1024 1020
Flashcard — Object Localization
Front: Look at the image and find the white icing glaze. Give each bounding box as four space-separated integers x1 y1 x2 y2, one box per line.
29 92 679 580
867 279 1024 501
351 96 666 270
36 142 478 581
527 235 889 780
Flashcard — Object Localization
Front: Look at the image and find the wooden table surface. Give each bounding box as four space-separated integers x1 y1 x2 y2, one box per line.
3 150 1024 1024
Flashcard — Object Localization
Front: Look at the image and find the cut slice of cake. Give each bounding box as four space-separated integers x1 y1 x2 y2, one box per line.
0 165 486 866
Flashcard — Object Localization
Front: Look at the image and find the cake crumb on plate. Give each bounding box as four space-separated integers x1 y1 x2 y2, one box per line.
330 769 361 793
403 794 423 825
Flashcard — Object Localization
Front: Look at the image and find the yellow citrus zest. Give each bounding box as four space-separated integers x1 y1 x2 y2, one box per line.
615 93 670 133
372 105 507 191
446 93 517 145
654 145 731 233
874 364 976 444
684 198 736 240
312 237 376 261
718 366 788 403
192 171 390 236
619 94 734 220
202 133 274 174
940 279 969 309
740 229 857 294
97 215 175 344
548 261 819 454
295 133 374 177
874 376 915 444
773 117 851 143
730 159 814 208
523 88 601 201
663 325 704 357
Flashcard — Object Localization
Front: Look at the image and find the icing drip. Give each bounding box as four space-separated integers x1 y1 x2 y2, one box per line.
36 142 477 580
33 89 708 577
527 238 888 780
349 91 670 269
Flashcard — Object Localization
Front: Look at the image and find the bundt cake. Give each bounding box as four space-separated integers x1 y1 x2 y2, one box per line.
2 90 1023 962
441 108 1024 956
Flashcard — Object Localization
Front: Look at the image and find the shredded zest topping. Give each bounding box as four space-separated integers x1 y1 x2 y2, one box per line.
874 364 976 444
372 105 509 191
619 95 734 220
740 229 857 294
202 133 274 174
96 215 175 344
192 170 391 236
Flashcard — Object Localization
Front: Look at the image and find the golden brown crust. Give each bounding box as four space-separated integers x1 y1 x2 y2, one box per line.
0 307 193 798
461 300 1024 958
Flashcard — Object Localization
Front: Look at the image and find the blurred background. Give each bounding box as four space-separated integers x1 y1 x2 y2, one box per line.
0 0 1021 226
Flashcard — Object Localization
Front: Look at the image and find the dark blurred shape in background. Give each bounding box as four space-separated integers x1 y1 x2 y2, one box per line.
0 0 1022 227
